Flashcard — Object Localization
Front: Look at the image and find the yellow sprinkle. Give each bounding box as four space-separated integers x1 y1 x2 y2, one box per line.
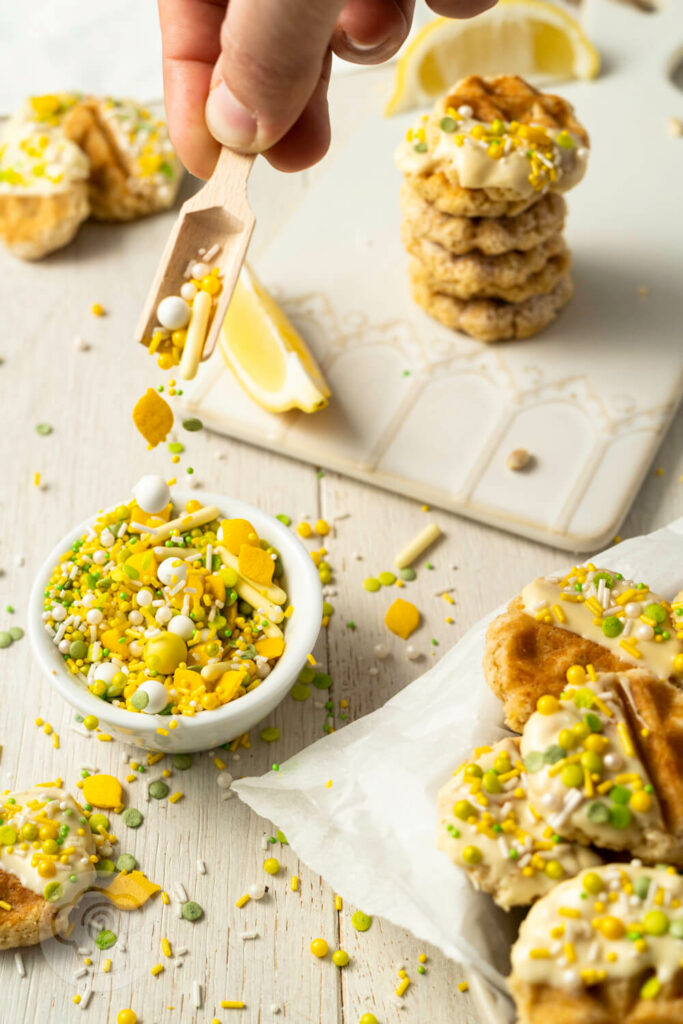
552 604 566 623
221 1001 245 1009
563 942 576 963
52 733 60 749
529 948 551 958
458 981 469 992
0 901 12 911
91 303 105 317
615 588 637 606
235 894 250 908
147 752 165 765
151 963 164 976
126 774 136 783
560 593 584 603
102 959 112 973
306 653 316 666
156 728 169 737
33 472 41 487
584 597 603 616
593 695 613 717
169 792 183 804
418 954 427 963
214 757 226 770
96 733 113 742
559 907 581 918
395 977 411 997
334 894 342 911
289 874 299 892
162 937 172 957
325 780 333 789
586 663 597 681
442 593 454 605
617 721 636 757
72 995 81 1005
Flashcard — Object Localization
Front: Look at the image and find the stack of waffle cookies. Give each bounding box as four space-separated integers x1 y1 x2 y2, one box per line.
395 76 590 343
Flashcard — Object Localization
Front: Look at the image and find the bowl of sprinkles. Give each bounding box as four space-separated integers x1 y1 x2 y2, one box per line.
28 476 322 752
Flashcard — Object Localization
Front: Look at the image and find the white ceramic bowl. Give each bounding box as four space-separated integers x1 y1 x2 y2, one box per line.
28 490 322 753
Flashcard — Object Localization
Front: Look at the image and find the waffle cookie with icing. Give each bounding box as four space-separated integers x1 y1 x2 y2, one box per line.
521 672 683 866
437 737 601 910
410 268 574 343
399 182 566 256
62 96 183 221
0 94 89 260
484 565 683 733
0 787 96 949
509 862 683 1024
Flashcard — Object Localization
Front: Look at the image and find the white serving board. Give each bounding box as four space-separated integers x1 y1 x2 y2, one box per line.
182 0 683 551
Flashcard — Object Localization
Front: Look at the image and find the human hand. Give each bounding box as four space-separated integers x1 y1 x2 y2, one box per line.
158 0 497 177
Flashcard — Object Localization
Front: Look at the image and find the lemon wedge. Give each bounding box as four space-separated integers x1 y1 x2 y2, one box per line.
385 0 600 116
219 264 330 414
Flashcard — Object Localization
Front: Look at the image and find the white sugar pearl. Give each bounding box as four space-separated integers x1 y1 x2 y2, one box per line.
191 261 210 279
180 282 198 301
603 752 623 772
248 883 266 900
625 602 643 619
157 295 190 331
158 557 187 587
458 105 473 118
133 474 171 515
94 662 117 684
136 588 153 607
155 606 173 625
51 604 66 622
256 661 271 679
92 550 107 565
216 772 233 789
406 645 421 660
129 641 142 658
86 609 103 625
100 529 115 548
128 610 144 626
58 639 70 653
167 614 195 640
634 622 654 641
136 679 169 714
373 643 389 659
541 790 562 810
368 667 379 677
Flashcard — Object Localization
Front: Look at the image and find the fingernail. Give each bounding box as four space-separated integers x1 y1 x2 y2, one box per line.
205 81 257 149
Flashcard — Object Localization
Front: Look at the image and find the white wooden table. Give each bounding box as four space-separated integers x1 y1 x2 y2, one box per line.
0 69 681 1024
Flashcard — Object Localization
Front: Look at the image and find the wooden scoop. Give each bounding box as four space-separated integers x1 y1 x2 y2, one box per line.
135 148 255 373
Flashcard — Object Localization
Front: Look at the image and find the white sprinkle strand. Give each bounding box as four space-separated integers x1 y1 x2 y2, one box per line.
14 952 25 977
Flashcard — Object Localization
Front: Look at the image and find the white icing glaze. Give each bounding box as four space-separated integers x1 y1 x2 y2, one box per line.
521 566 683 681
0 787 96 910
0 128 88 195
98 97 181 199
511 862 683 992
521 676 663 851
436 737 600 909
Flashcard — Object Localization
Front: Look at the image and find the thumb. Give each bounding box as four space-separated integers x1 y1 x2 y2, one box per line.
205 0 344 153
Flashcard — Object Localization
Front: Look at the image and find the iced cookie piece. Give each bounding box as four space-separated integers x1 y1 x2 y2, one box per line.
509 862 683 1024
484 564 683 732
437 737 600 909
521 671 683 865
0 787 96 949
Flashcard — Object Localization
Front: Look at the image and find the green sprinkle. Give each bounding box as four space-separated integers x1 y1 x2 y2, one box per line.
35 423 53 436
523 751 545 774
402 369 411 377
413 142 428 153
426 562 434 570
378 571 396 586
0 632 12 649
298 665 316 685
172 753 193 771
313 673 332 690
95 929 117 950
417 965 426 975
5 605 14 613
610 785 631 805
363 577 381 592
276 513 291 526
440 116 457 133
260 727 280 743
609 804 632 829
399 567 416 581
69 640 87 659
431 638 439 647
168 442 185 454
346 621 356 630
121 808 143 828
8 627 23 642
149 781 169 800
186 467 194 475
601 616 623 638
272 764 280 771
543 744 565 765
276 829 288 845
291 683 310 701
182 417 203 432
116 854 137 872
351 910 372 932
585 801 610 824
634 876 651 900
317 469 325 478
182 900 203 921
322 601 334 616
130 690 149 710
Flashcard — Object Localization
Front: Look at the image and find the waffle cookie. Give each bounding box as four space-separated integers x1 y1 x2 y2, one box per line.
0 787 96 949
63 96 182 221
484 565 683 732
509 862 683 1024
437 737 601 910
521 672 683 865
410 268 573 343
399 181 566 256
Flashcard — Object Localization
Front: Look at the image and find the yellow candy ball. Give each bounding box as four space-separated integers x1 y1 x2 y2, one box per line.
544 860 565 881
21 823 38 841
37 859 56 879
583 733 608 754
39 822 58 841
673 653 683 673
332 949 350 967
83 714 99 731
566 664 587 686
537 695 560 716
263 857 280 875
310 938 329 958
630 790 653 814
583 871 604 895
558 728 577 752
117 1012 137 1024
41 839 59 855
143 632 187 675
598 915 625 941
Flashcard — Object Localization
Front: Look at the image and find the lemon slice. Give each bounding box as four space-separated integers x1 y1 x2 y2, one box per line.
219 264 330 414
385 0 600 116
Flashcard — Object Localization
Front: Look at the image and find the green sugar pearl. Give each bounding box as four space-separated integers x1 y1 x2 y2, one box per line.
121 808 143 828
182 417 203 432
363 577 380 592
149 781 169 800
260 727 280 743
95 929 117 950
351 910 372 932
399 567 416 581
601 616 623 639
116 854 137 873
172 754 193 771
182 900 203 922
440 116 457 133
585 801 610 824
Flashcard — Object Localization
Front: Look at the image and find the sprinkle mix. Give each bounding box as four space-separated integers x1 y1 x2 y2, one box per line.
42 477 288 717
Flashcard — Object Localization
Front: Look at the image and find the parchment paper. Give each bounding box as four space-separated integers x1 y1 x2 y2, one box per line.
234 518 683 1021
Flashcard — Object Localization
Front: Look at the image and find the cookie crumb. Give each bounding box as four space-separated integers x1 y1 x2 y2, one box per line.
507 448 532 472
667 116 683 138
